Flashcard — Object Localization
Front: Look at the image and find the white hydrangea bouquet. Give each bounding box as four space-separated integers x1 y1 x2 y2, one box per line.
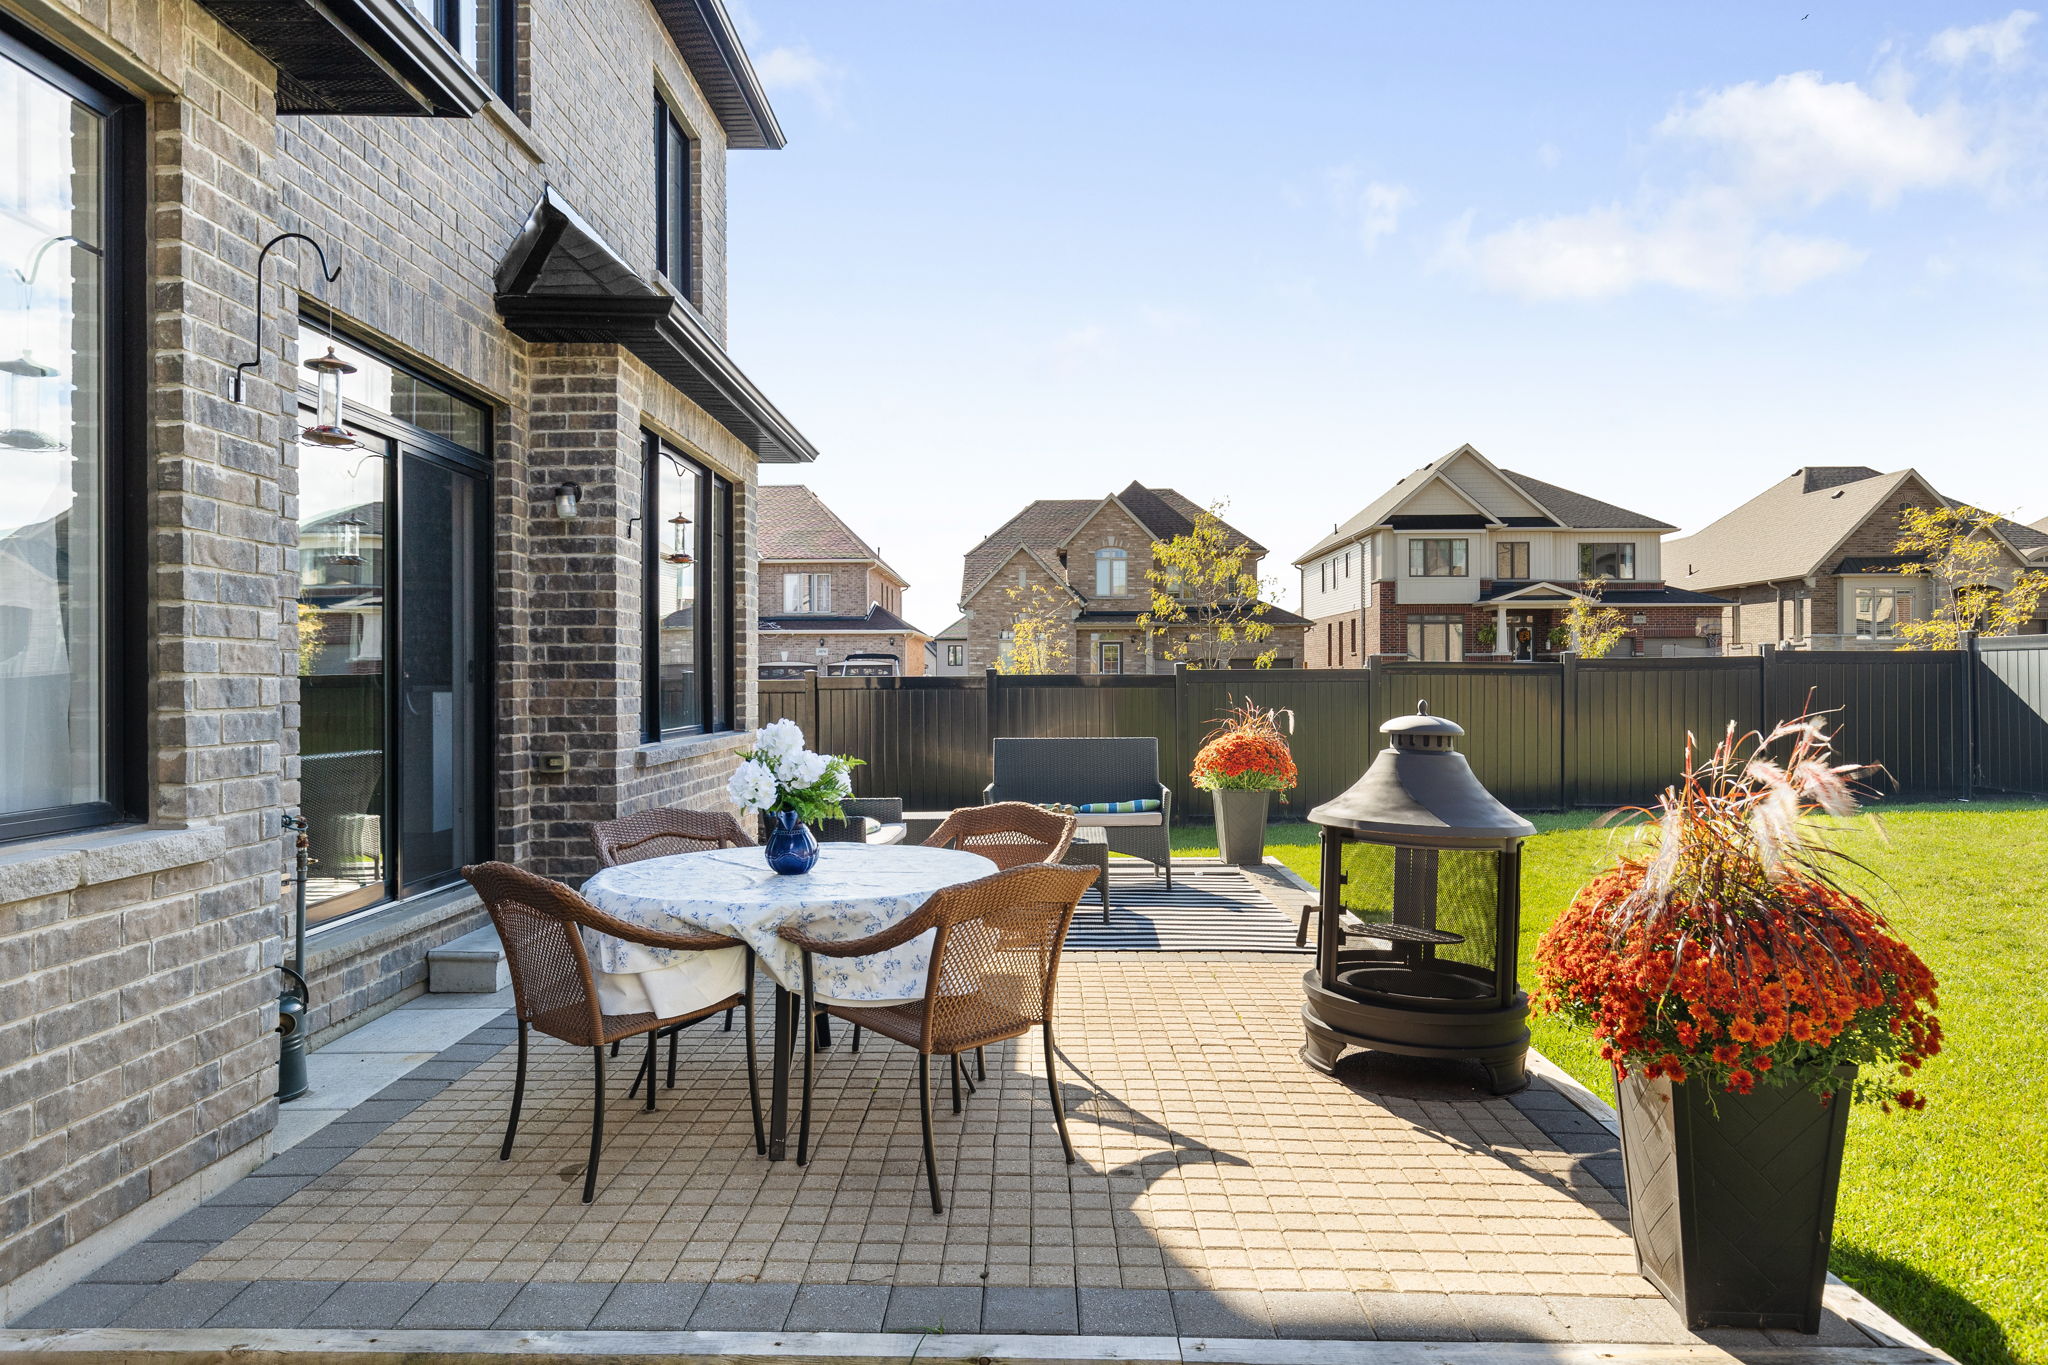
726 718 863 824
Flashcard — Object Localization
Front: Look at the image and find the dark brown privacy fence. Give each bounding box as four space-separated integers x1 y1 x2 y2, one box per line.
761 639 2048 817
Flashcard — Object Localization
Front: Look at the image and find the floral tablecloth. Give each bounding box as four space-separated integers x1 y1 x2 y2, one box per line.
579 842 996 1013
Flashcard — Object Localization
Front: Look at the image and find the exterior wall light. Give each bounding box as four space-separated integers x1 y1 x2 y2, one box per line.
553 480 581 519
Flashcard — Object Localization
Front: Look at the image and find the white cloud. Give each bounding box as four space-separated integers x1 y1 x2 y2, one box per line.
754 45 844 115
1325 168 1415 251
1445 189 1864 300
1658 71 1996 207
1928 10 2038 68
1537 142 1563 170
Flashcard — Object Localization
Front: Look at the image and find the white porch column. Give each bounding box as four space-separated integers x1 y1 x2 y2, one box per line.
1495 603 1510 659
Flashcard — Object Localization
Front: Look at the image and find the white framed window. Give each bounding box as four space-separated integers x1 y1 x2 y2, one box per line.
1406 615 1465 661
1578 542 1636 580
1097 640 1123 673
1408 539 1468 577
1854 585 1916 639
782 573 832 614
1095 547 1128 597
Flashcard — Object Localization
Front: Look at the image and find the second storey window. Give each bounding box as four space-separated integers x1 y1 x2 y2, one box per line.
1095 547 1127 596
1579 542 1637 580
1495 541 1530 580
647 435 733 738
1408 538 1468 577
406 0 516 101
782 573 832 614
655 92 692 293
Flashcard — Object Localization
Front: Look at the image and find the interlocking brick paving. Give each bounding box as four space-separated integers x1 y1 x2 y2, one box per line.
175 954 1643 1299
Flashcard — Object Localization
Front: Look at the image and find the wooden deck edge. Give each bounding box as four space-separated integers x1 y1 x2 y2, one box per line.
0 1326 1947 1365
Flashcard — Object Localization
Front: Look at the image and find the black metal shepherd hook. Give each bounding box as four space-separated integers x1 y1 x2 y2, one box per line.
230 232 343 404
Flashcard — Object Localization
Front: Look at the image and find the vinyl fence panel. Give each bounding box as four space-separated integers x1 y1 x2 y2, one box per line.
1976 637 2048 796
1569 657 1765 809
1765 650 1971 799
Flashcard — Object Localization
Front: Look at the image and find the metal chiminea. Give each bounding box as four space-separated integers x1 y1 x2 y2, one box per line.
1301 702 1535 1094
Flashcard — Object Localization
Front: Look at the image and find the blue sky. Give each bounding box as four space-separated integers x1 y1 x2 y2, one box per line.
723 2 2048 628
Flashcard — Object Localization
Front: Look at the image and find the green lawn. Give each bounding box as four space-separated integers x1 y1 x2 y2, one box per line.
1172 801 2048 1365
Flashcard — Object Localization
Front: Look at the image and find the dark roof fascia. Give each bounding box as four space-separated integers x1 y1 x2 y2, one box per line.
198 0 492 116
1603 587 1733 605
1833 555 1925 574
1499 516 1557 528
1384 514 1495 530
648 0 785 149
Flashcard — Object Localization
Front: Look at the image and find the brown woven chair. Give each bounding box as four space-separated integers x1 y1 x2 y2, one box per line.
921 801 1077 870
462 862 763 1203
780 862 1099 1214
590 807 753 1035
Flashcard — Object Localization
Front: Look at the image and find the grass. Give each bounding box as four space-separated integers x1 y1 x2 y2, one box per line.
1171 800 2048 1365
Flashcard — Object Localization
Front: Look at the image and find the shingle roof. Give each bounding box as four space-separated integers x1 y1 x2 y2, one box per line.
1666 468 1911 591
760 603 927 635
758 485 906 584
1498 471 1675 532
959 483 1261 606
933 616 969 640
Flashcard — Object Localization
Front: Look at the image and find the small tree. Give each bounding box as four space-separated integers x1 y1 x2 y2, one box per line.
1140 504 1280 669
991 580 1073 674
1563 578 1631 659
1889 504 2048 650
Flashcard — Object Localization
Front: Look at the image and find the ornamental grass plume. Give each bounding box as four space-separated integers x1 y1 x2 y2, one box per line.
1533 715 1940 1109
1190 696 1299 794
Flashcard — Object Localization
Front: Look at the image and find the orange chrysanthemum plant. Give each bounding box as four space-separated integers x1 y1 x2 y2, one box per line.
1533 715 1940 1110
1191 697 1299 795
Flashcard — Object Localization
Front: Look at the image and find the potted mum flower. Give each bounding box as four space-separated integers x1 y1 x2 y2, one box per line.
727 718 863 875
1534 716 1940 1333
1191 697 1298 866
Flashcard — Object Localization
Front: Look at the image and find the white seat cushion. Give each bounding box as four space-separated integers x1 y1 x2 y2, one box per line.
1075 811 1164 827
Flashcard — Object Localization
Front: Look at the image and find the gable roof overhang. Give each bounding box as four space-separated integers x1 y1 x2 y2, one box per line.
647 0 785 149
959 543 1078 610
494 190 815 463
196 0 494 115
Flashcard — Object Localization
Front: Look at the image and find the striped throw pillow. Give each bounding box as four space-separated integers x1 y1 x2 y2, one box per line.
1074 799 1161 814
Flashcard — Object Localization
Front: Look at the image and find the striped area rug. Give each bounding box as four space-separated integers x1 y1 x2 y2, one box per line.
1063 863 1310 953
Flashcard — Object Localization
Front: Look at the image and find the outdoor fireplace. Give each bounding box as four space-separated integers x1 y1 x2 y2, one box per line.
1301 703 1535 1094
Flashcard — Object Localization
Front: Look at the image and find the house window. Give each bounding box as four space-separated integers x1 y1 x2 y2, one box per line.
1578 542 1636 580
296 335 491 923
1319 562 1328 592
946 643 963 667
1407 538 1468 577
1406 615 1465 662
647 435 734 738
654 91 692 293
1095 547 1127 597
1495 541 1530 580
0 32 137 843
782 573 832 614
1344 550 1352 578
1854 585 1916 639
406 0 517 101
1097 640 1123 674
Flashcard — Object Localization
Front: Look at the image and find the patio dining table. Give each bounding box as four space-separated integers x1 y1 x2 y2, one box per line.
580 842 997 1159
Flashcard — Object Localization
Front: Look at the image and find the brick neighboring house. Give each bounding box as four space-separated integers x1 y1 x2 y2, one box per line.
1293 445 1727 664
0 0 811 1311
1667 467 2048 650
956 482 1307 674
757 485 928 677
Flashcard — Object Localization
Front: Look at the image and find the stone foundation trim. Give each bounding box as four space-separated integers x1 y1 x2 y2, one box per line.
0 827 227 906
633 730 753 769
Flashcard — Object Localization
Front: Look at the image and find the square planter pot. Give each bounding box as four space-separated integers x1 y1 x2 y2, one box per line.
1211 789 1271 866
1614 1065 1854 1333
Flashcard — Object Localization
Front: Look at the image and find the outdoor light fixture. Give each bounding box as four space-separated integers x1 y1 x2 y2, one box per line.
553 480 581 519
300 346 358 446
661 510 693 564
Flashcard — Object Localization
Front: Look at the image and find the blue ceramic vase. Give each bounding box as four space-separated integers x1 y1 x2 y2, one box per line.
764 810 819 875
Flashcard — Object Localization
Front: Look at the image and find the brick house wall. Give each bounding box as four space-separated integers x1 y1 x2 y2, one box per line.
0 0 789 1312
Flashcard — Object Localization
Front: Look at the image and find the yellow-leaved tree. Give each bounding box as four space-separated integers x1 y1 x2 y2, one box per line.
1563 578 1632 659
1139 504 1280 669
991 580 1073 674
1890 504 2048 649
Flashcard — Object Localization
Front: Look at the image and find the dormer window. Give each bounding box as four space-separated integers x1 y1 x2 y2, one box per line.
1095 547 1128 597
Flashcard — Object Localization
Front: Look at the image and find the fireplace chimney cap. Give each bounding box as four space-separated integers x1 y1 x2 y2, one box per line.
1308 702 1535 844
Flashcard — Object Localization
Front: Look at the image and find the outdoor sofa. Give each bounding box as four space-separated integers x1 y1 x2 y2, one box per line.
985 736 1172 887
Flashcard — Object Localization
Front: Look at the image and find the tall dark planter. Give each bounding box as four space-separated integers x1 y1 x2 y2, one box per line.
1211 789 1271 866
1614 1066 1853 1333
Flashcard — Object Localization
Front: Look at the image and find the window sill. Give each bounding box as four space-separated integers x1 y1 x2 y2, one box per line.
305 880 481 972
0 824 228 906
635 730 750 769
482 97 547 164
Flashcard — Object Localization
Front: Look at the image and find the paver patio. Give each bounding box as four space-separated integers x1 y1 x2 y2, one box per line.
13 934 1937 1355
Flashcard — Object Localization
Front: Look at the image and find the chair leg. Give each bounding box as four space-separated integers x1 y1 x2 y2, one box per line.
584 1046 607 1203
744 968 765 1156
797 954 815 1166
667 1025 679 1090
500 1020 528 1160
949 1052 963 1115
722 1006 734 1033
1043 1025 1074 1164
975 1046 987 1082
644 1031 658 1113
609 1039 620 1058
850 1024 862 1053
918 1053 943 1215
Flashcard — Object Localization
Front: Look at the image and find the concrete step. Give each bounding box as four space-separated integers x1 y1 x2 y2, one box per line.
427 925 509 994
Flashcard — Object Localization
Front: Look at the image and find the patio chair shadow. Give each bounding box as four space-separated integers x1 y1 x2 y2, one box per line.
1050 1041 1254 1173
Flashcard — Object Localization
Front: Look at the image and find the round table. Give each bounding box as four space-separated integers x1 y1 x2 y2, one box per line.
580 842 997 1162
581 842 997 1012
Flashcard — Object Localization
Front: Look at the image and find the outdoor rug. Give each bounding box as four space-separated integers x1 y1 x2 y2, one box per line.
1062 864 1308 952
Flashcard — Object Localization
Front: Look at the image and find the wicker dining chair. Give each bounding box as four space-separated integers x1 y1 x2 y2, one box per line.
921 801 1077 870
779 862 1099 1214
589 807 753 1035
461 862 763 1203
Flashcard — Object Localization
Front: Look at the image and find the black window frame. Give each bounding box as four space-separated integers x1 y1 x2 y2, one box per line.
1495 540 1531 580
1578 542 1637 581
644 433 734 741
0 19 146 845
413 0 517 103
654 91 694 296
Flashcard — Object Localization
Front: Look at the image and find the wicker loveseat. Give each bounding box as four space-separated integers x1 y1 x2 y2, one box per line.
985 737 1171 887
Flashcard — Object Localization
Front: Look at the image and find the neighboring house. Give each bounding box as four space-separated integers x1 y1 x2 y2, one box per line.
929 617 973 675
956 481 1307 673
1294 445 1726 664
757 485 928 677
0 0 812 1308
1667 467 2048 649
